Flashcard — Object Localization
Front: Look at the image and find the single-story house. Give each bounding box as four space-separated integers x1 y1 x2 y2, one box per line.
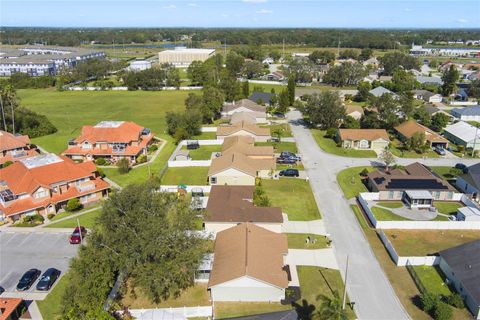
451 106 480 122
454 89 469 102
222 99 267 119
378 75 393 82
363 57 379 67
416 76 443 86
412 90 443 103
367 162 456 203
443 121 480 151
249 92 275 106
394 120 449 148
456 163 480 202
266 71 285 81
456 206 480 221
208 223 289 302
439 241 480 319
216 122 271 142
423 104 453 120
208 152 275 186
221 136 274 160
345 105 364 120
336 129 389 151
230 112 258 125
369 86 396 98
205 185 283 233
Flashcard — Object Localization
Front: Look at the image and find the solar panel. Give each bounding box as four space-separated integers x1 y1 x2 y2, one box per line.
387 179 449 190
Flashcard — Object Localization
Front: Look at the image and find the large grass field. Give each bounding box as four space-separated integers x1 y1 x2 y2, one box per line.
311 129 377 158
262 178 321 221
18 89 188 154
336 166 374 199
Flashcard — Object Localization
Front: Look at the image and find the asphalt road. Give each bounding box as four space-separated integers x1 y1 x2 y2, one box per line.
0 231 78 300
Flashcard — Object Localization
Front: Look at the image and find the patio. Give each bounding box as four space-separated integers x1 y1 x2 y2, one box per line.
366 200 440 221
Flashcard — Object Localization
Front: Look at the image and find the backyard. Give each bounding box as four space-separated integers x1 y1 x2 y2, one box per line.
383 229 480 256
181 145 221 160
287 233 329 249
214 302 291 319
262 178 321 220
161 167 209 185
311 129 377 158
411 266 453 297
371 206 410 221
434 202 463 216
336 166 374 199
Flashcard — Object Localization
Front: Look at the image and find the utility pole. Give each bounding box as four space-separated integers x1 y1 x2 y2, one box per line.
77 218 83 244
224 38 227 57
342 255 349 310
282 38 285 60
10 103 14 135
337 39 341 58
0 95 6 131
472 125 479 157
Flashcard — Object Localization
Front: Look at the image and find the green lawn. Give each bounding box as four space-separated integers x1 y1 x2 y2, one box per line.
434 202 463 216
256 141 298 153
390 139 439 159
161 167 209 185
311 129 377 158
181 145 221 160
49 204 102 221
297 266 356 319
261 123 292 137
336 166 373 199
18 89 189 154
430 166 461 179
262 178 320 221
215 302 291 319
47 208 102 229
192 131 217 140
412 266 453 296
287 233 329 249
37 274 71 320
371 207 410 221
102 139 176 187
277 163 304 170
376 201 404 209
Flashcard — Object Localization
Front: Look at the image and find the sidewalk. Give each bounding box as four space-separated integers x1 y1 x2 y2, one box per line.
287 249 339 270
281 214 327 235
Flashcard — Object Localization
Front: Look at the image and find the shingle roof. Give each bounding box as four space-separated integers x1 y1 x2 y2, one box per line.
206 185 283 223
416 76 443 85
217 122 271 137
208 152 275 177
345 105 364 116
222 99 267 114
451 106 480 117
221 136 274 157
208 223 288 288
230 112 257 125
338 129 389 142
394 120 448 143
369 86 393 97
439 240 480 305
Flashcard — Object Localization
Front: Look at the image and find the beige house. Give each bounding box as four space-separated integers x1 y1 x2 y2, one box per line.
230 112 258 125
394 120 448 148
208 152 275 186
337 129 389 151
158 47 215 67
205 185 283 234
345 105 364 120
216 122 271 142
208 223 289 302
222 99 267 123
221 136 274 160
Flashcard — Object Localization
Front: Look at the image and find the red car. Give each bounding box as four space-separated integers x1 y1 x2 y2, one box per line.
69 226 87 244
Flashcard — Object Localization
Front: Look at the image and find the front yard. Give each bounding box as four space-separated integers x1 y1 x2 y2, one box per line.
255 141 298 153
161 167 209 185
311 129 377 158
262 178 321 221
336 166 374 199
47 208 102 229
261 123 293 137
287 233 329 249
390 139 439 159
383 229 480 256
181 145 221 160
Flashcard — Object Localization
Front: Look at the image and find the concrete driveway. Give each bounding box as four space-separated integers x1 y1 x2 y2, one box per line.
281 214 327 235
287 249 339 270
0 231 78 300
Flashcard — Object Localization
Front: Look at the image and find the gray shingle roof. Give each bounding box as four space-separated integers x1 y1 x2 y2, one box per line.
249 92 275 105
369 86 393 97
451 106 480 116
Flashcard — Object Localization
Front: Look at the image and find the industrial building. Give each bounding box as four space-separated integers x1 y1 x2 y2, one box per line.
158 47 215 67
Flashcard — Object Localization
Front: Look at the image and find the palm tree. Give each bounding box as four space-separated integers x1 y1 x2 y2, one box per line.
272 127 284 144
314 290 348 320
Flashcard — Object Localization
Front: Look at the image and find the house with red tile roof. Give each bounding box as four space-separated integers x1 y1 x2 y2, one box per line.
0 153 109 222
62 121 154 164
0 130 38 166
0 298 26 320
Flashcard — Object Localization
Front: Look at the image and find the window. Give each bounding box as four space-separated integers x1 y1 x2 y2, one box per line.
35 189 47 198
433 191 440 199
388 191 394 199
210 177 217 184
447 191 454 200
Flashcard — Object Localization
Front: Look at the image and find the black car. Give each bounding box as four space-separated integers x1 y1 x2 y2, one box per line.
280 151 301 161
279 169 299 177
36 268 61 291
16 269 41 291
455 163 468 173
276 157 297 164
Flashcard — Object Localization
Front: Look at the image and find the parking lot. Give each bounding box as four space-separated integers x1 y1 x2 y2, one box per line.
0 231 78 300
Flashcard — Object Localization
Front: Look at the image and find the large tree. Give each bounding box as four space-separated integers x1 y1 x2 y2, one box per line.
304 91 345 129
379 52 420 75
441 65 460 96
391 68 417 92
370 93 401 129
226 51 245 75
309 50 335 64
323 62 366 87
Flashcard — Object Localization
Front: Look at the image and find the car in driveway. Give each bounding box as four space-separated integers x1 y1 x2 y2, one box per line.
279 169 299 177
16 269 41 291
36 268 61 291
280 151 301 161
69 226 87 244
276 157 297 164
433 146 446 156
455 163 468 173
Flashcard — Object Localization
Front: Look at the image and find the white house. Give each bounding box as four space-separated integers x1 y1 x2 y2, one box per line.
451 106 480 122
208 223 289 302
456 206 480 221
443 121 480 151
456 163 480 202
129 60 152 71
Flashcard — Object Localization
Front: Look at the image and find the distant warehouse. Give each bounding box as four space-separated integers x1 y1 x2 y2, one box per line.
0 46 105 77
158 47 215 67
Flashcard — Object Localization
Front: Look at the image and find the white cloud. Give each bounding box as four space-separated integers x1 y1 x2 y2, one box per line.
163 4 176 9
243 0 268 3
187 3 198 7
404 8 412 12
457 18 468 23
256 9 273 14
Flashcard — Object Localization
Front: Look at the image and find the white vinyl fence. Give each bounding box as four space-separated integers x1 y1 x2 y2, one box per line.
201 127 217 132
127 306 212 320
168 139 223 167
159 185 211 193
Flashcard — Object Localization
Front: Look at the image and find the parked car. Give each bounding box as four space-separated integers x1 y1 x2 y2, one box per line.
36 268 61 291
276 157 297 164
69 226 87 244
16 269 41 291
455 163 468 173
279 169 299 177
434 146 446 156
280 151 301 161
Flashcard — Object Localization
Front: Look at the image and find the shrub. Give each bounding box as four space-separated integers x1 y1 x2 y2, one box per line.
23 214 44 224
47 213 55 220
117 158 130 174
325 127 337 139
96 167 106 178
360 168 369 177
445 293 464 309
420 292 440 313
136 154 147 164
65 198 82 212
148 144 158 152
95 157 107 165
434 301 453 320
2 161 13 168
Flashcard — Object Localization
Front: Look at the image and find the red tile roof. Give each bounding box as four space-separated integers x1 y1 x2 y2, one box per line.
0 298 23 320
75 121 145 144
0 130 31 152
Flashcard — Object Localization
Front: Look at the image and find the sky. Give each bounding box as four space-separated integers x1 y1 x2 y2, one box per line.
1 0 479 28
